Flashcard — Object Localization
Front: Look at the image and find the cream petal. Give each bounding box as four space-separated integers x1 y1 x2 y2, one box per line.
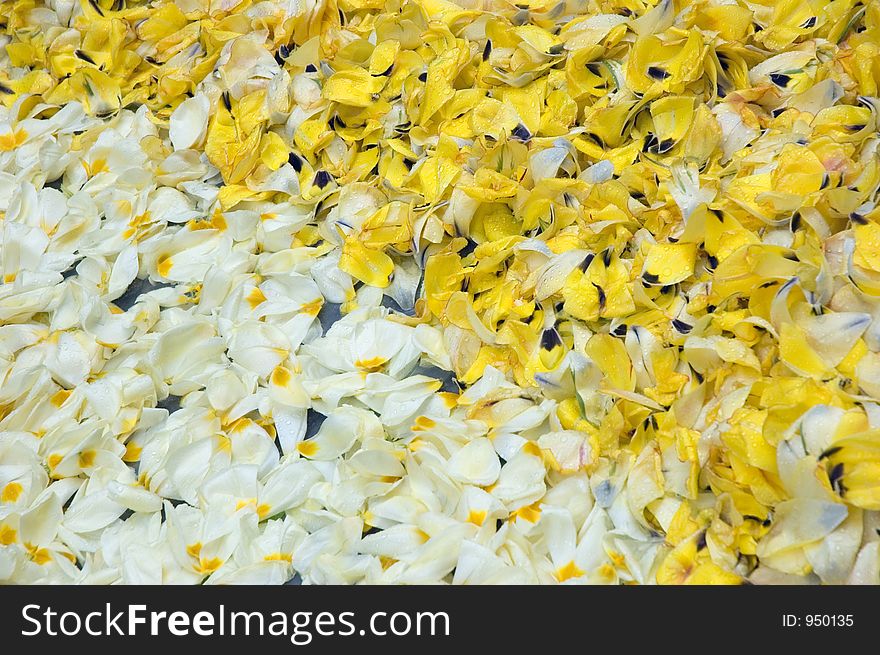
169 94 211 151
447 437 501 486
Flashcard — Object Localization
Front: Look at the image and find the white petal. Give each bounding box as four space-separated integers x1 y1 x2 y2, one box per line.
447 438 501 486
169 93 211 151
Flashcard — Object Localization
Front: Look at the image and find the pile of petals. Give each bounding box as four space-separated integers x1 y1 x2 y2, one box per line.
2 0 880 584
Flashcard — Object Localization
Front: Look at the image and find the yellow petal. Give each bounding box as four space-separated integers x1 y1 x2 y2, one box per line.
339 237 394 288
643 243 697 285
